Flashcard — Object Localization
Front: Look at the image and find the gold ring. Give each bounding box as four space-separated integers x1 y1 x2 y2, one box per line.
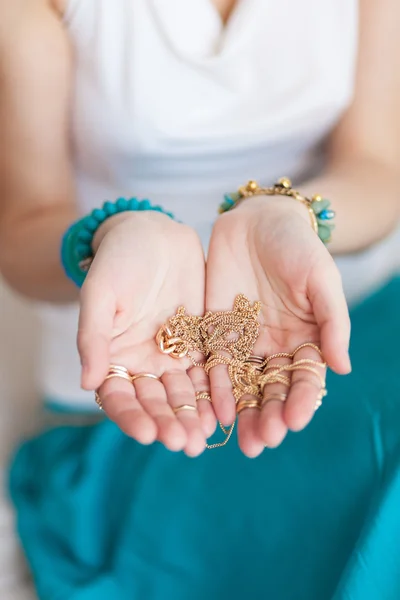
245 355 266 372
173 405 198 415
315 388 327 410
109 364 130 372
105 372 132 383
261 392 288 407
236 399 261 414
104 364 132 383
246 355 265 364
95 391 103 410
96 365 133 407
195 391 212 402
131 373 160 383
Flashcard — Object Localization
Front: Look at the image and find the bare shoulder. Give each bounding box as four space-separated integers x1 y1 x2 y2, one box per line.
0 0 64 37
0 0 73 226
0 0 69 61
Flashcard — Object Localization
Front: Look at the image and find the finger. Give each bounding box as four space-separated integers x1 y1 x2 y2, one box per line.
259 400 288 448
187 366 217 438
162 370 206 458
309 265 351 374
284 344 326 432
259 356 290 447
209 364 237 427
78 276 116 390
99 377 157 445
237 400 265 458
133 376 187 452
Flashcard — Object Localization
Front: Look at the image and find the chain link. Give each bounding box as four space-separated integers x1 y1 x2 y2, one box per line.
156 298 327 449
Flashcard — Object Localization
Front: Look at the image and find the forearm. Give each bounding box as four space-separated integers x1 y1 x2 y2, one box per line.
0 203 78 303
0 0 77 301
300 158 400 255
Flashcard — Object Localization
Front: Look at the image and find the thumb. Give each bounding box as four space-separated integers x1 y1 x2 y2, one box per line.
78 276 116 390
308 262 352 375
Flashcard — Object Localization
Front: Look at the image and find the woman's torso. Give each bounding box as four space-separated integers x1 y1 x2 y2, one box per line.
37 0 400 408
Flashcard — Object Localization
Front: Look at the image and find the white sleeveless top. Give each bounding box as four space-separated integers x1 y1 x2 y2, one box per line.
37 0 400 409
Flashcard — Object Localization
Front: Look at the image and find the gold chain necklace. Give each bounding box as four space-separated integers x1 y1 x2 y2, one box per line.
156 296 327 449
157 295 261 447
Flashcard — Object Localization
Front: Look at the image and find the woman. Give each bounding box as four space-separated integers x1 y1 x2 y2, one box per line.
1 0 400 598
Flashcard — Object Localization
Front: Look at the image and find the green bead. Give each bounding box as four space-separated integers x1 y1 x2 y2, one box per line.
218 191 242 215
223 194 235 206
311 198 331 214
317 217 336 228
230 192 242 202
318 225 332 243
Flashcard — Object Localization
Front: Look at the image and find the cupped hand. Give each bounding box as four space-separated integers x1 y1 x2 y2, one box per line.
206 196 351 457
78 211 216 457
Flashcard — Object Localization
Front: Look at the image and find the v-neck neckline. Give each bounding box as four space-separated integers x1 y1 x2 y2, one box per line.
149 0 257 62
206 0 241 29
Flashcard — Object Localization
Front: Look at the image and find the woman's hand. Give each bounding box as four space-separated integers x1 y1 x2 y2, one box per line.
78 211 215 457
206 197 351 457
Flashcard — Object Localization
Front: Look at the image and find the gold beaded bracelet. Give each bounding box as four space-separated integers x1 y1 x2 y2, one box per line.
219 177 335 244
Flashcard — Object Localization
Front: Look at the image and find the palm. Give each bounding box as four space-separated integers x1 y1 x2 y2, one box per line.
206 201 351 456
79 215 215 457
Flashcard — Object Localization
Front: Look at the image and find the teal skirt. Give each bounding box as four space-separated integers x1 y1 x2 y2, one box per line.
9 277 400 600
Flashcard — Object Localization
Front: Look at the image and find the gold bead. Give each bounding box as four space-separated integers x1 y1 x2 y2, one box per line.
247 180 258 192
312 194 323 202
278 177 291 189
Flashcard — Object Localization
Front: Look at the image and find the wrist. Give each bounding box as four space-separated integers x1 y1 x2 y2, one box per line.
92 210 170 253
221 179 335 244
237 195 312 225
61 198 175 288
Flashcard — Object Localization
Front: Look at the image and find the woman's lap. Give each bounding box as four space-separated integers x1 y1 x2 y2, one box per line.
8 277 400 600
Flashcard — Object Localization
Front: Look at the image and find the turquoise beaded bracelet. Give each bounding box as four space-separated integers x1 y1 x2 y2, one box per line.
61 198 175 287
219 178 335 244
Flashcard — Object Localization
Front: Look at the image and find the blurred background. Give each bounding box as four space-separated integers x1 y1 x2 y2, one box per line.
0 281 40 460
0 280 39 597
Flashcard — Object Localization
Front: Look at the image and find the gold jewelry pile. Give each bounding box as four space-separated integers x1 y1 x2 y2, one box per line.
157 295 327 449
